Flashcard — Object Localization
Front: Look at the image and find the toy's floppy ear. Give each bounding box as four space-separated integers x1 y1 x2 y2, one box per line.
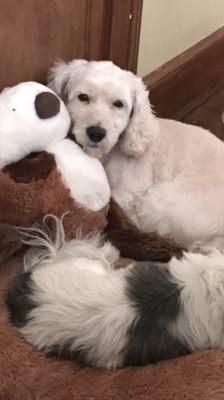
120 74 157 157
47 59 88 103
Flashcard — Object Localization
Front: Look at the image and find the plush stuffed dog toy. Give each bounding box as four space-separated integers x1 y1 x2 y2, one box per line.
0 82 184 263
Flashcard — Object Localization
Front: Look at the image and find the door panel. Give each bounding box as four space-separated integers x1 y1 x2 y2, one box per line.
0 0 142 90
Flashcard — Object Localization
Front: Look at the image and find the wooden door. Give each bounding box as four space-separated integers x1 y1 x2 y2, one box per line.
0 0 143 90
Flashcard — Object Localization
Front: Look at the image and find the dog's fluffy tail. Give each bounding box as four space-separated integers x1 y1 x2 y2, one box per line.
18 215 119 272
7 216 224 369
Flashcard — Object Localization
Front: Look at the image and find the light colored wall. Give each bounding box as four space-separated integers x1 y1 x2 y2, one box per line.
137 0 224 77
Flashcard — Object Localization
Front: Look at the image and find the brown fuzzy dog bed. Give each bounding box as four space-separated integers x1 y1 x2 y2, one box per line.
1 254 224 400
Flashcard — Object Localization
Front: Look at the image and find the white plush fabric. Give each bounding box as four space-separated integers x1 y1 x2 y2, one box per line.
0 82 70 168
49 139 110 211
0 81 110 211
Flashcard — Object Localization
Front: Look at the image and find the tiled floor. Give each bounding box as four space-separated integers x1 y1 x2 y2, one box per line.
179 87 224 141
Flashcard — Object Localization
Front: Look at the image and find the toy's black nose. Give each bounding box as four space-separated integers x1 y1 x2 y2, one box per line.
86 125 106 143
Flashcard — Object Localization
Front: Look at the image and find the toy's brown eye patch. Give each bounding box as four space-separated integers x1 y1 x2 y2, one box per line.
35 92 60 119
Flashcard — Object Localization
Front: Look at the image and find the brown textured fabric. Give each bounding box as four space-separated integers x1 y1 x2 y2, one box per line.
106 198 186 262
4 151 56 183
1 255 224 400
107 197 138 231
0 224 22 263
0 152 107 239
1 152 186 263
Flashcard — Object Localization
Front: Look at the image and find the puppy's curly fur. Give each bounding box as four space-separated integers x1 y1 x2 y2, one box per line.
48 59 224 251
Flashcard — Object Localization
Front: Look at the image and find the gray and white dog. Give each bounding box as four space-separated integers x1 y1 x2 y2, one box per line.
7 217 224 370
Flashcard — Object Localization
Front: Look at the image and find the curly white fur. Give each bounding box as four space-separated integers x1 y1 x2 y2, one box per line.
48 59 224 250
48 59 158 158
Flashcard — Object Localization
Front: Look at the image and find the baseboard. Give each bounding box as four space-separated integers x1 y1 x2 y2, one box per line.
143 27 224 118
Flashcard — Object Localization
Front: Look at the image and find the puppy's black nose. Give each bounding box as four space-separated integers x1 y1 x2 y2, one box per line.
86 125 106 143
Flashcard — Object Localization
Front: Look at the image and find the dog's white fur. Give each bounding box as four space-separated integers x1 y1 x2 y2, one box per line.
48 60 224 250
170 251 224 350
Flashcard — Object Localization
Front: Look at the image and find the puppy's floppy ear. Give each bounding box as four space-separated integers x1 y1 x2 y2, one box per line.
47 59 88 103
120 74 158 157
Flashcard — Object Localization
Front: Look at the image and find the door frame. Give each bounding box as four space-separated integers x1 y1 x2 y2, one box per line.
86 0 143 73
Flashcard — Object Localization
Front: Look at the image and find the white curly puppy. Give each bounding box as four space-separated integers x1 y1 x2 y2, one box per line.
48 60 224 250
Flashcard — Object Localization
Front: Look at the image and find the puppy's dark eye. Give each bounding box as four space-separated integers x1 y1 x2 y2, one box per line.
78 93 89 103
113 100 124 108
